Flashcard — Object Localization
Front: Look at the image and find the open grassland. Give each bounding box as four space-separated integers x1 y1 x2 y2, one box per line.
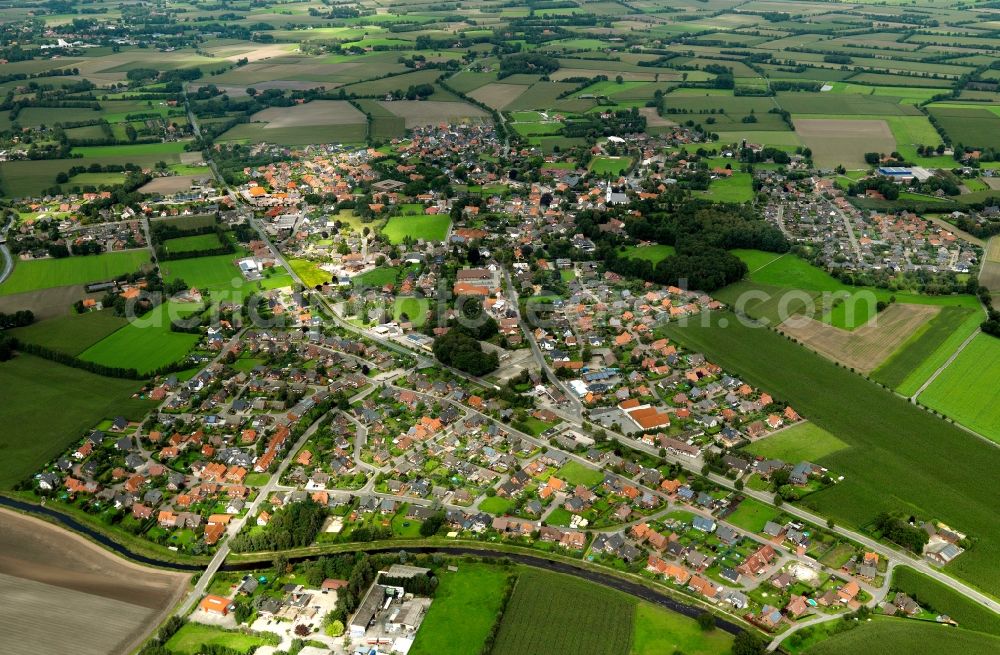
409 564 510 655
664 312 1000 596
492 568 635 655
804 618 1000 655
778 303 939 373
159 248 291 300
891 566 1000 636
745 422 849 462
697 171 755 203
927 106 1000 150
8 310 126 356
0 354 154 489
632 601 734 655
872 306 981 394
382 214 451 244
918 334 1000 443
0 251 150 296
79 303 201 375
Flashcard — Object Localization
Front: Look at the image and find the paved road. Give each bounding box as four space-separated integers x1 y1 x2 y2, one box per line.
503 269 584 420
175 417 320 616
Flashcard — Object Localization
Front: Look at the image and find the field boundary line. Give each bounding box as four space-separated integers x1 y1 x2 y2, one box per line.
911 327 979 401
750 252 787 273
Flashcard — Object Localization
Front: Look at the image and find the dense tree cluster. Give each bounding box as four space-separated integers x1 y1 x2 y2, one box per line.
0 310 35 329
230 499 327 552
498 52 559 78
432 327 499 375
874 513 931 553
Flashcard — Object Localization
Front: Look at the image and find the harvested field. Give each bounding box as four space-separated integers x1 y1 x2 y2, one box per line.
795 118 895 169
639 107 677 127
378 100 490 128
982 237 1000 304
779 303 940 373
0 284 97 320
468 82 529 110
138 174 211 195
250 99 364 128
0 509 188 655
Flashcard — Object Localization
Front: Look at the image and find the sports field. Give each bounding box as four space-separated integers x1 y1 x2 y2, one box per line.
664 312 1000 595
382 215 451 244
0 251 151 296
589 156 633 176
919 334 1000 444
0 354 154 489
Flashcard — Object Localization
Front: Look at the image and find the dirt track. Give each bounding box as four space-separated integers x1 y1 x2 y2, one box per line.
0 508 189 654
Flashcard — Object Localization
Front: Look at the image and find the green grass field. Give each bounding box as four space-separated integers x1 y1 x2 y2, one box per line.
162 233 223 254
164 623 272 655
724 498 783 533
618 244 676 264
745 422 849 462
727 250 978 329
0 251 151 296
0 354 154 489
891 566 1000 636
353 266 401 288
556 461 605 487
288 258 331 288
872 306 981 394
803 618 1000 655
9 311 126 356
918 334 1000 443
632 602 734 655
78 303 201 375
664 312 1000 595
492 568 635 655
382 215 451 244
393 297 430 326
697 172 755 203
589 155 633 176
409 564 510 655
478 496 514 515
160 248 291 300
